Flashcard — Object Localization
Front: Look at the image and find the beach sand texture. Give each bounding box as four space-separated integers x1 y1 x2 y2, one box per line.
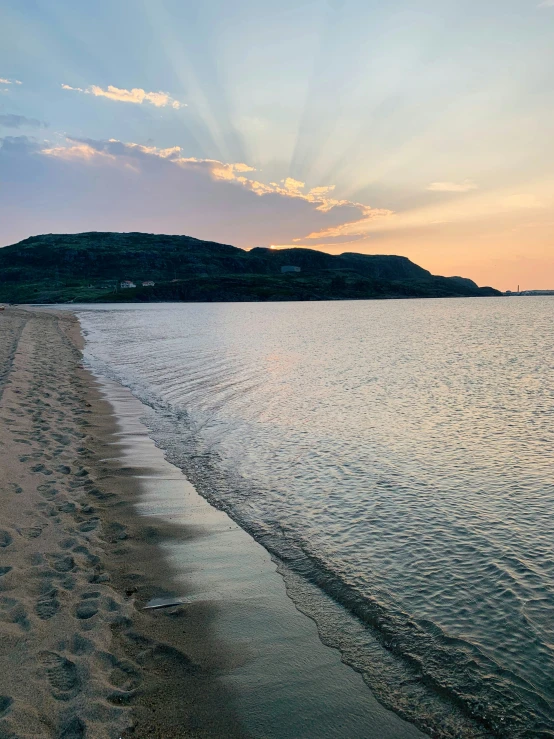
0 309 246 738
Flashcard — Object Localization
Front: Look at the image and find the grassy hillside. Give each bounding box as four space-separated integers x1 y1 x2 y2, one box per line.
0 232 500 303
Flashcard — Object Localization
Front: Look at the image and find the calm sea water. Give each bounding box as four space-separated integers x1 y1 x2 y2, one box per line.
77 298 554 737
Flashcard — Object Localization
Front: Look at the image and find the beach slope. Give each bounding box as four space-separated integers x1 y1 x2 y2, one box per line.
0 308 246 738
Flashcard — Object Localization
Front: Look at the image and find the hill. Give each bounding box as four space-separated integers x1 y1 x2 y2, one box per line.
0 232 500 303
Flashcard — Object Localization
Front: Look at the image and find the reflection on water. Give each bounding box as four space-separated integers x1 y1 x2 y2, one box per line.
78 297 554 737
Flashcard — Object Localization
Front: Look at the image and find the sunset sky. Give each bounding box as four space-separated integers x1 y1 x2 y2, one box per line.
1 0 553 290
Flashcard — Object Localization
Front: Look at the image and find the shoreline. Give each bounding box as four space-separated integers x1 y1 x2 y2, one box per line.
0 307 426 738
0 308 246 738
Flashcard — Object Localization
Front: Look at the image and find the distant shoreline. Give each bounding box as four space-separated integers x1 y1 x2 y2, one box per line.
0 231 500 304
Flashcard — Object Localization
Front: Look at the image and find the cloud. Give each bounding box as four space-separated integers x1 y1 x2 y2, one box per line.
304 181 553 245
281 177 306 194
538 0 554 6
0 135 42 155
41 137 390 221
426 180 478 193
0 78 22 85
0 134 390 249
61 83 186 109
0 114 47 129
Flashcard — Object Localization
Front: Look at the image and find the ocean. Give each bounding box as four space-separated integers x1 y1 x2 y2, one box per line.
76 297 554 737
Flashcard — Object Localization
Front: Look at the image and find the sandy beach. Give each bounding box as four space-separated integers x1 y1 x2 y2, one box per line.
0 306 427 739
0 308 248 738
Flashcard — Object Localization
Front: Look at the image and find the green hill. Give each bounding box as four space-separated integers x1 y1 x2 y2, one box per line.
0 232 500 303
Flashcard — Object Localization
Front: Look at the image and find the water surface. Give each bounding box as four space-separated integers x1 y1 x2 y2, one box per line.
77 297 554 737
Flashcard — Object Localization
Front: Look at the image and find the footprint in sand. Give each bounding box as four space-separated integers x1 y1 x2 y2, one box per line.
72 546 100 567
104 523 128 543
59 538 77 550
78 520 99 533
58 502 77 514
108 658 142 693
35 587 60 620
37 483 59 501
73 593 100 620
0 596 30 631
68 633 94 656
95 651 142 702
51 434 71 446
68 480 86 490
30 464 53 475
59 715 86 738
86 488 114 502
38 651 80 700
37 482 55 490
19 525 44 539
0 694 13 718
47 554 76 573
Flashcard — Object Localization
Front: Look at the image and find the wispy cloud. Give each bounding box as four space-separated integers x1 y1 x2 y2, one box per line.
0 134 390 248
0 77 22 85
302 183 553 244
41 138 390 225
61 83 186 109
426 180 478 193
538 0 554 7
0 114 47 129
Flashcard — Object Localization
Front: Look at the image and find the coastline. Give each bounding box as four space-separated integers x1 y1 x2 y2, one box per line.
0 308 246 738
0 307 426 738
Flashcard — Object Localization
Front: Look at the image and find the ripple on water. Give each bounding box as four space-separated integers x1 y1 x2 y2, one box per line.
78 298 554 737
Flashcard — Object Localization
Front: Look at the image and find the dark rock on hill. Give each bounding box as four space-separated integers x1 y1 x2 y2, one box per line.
0 231 500 303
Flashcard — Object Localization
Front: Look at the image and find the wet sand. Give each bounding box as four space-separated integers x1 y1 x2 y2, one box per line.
0 307 426 738
0 308 246 738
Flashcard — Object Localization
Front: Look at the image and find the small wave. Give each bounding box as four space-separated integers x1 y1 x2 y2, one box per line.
78 300 554 738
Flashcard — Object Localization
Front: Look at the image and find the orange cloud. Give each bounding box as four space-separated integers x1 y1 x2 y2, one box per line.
302 182 553 246
300 208 393 241
61 83 186 109
282 177 305 194
39 137 390 236
41 142 116 162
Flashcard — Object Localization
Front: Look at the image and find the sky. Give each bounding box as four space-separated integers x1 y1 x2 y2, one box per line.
1 0 553 290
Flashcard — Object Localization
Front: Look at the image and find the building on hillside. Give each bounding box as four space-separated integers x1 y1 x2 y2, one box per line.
281 265 301 274
142 281 155 287
120 280 136 289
